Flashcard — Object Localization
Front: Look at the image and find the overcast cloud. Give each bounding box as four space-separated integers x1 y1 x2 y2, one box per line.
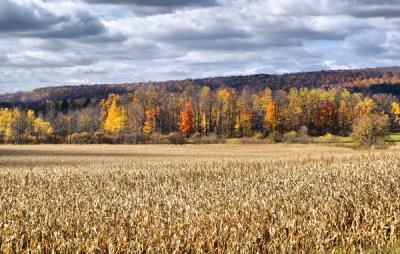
0 0 399 93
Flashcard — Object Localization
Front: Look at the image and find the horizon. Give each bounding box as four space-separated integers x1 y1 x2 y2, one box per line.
0 65 397 95
1 0 400 93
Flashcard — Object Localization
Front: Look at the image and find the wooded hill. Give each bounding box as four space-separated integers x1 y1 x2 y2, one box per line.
1 67 400 108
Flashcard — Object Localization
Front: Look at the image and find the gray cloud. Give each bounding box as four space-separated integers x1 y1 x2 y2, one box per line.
82 0 217 7
81 0 218 14
1 0 400 93
33 11 106 39
0 0 109 40
0 1 64 32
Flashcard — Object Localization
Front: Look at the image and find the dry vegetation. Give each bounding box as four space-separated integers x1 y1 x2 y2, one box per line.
0 144 399 253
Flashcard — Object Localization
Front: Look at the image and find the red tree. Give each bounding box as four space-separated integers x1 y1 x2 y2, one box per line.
180 102 194 137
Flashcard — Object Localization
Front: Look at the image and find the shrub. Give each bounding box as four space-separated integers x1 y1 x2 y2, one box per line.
161 135 171 144
298 126 308 137
297 126 312 144
150 133 162 144
134 132 149 144
315 133 340 144
192 132 202 144
351 114 390 148
204 133 221 144
69 132 92 144
283 131 298 143
253 132 265 140
267 131 282 143
112 133 127 144
93 132 105 144
168 132 186 144
298 135 312 144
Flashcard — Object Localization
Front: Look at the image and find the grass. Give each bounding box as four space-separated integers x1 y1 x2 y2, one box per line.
202 133 400 146
320 133 400 146
0 144 400 253
388 133 400 145
339 136 352 143
225 137 240 144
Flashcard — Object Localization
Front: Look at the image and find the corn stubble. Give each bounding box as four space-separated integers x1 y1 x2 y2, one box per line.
0 144 399 253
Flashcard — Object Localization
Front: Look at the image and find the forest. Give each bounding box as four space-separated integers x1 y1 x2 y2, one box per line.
0 67 399 144
0 82 399 144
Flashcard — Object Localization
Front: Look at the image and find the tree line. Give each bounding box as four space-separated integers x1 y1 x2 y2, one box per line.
0 84 399 144
1 67 399 106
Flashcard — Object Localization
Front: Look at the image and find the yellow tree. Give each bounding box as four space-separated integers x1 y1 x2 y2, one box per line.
338 100 350 134
103 100 126 133
33 118 53 142
200 86 212 134
305 89 322 128
0 108 12 142
265 100 278 133
143 108 157 135
250 87 273 133
27 110 35 127
356 97 376 117
252 93 264 132
287 88 303 130
99 94 121 124
217 89 236 136
235 99 252 137
10 108 24 143
392 102 400 126
262 88 272 107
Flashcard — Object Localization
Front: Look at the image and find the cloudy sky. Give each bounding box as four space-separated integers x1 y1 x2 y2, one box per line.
0 0 399 93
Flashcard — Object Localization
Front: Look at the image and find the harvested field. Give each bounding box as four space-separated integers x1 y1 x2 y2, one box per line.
0 144 399 253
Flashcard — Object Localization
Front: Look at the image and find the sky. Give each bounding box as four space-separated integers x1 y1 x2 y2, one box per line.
0 0 400 93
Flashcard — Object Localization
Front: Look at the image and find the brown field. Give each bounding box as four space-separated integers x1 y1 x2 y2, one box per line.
0 144 399 253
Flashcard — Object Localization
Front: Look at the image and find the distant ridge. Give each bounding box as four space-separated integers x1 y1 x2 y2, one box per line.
1 66 399 105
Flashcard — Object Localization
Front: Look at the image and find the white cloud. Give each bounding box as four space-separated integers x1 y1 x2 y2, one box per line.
67 78 90 84
55 65 106 75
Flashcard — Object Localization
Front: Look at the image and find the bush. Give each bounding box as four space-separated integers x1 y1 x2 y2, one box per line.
93 132 105 144
315 133 340 144
351 114 390 148
69 132 92 144
297 126 312 144
168 132 186 144
283 131 298 143
112 132 133 144
253 132 265 140
134 132 149 144
202 133 221 144
150 133 162 144
298 135 312 144
298 126 308 137
192 132 202 144
267 131 282 143
161 135 171 144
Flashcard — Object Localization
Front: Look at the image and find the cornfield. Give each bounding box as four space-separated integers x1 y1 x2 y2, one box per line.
0 144 399 253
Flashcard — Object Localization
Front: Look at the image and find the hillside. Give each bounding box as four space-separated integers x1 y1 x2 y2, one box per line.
1 67 400 107
0 66 399 144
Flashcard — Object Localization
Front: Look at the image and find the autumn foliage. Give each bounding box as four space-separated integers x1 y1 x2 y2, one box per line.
180 102 194 137
0 82 399 144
